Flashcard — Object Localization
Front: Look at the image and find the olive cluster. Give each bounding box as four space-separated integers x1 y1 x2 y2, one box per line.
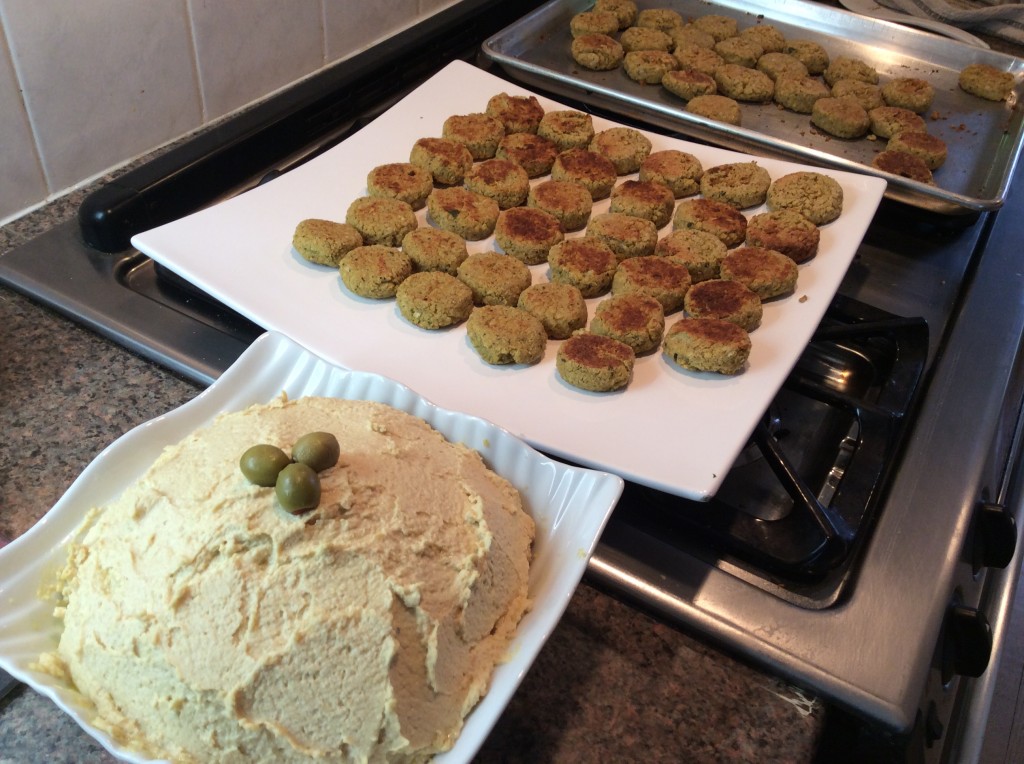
239 431 341 513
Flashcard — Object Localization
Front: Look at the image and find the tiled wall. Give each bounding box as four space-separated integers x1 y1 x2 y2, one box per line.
0 0 458 225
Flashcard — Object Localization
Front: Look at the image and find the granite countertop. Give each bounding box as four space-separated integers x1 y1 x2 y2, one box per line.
0 184 824 762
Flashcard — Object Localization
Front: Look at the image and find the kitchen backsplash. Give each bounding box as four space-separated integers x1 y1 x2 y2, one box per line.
0 0 460 225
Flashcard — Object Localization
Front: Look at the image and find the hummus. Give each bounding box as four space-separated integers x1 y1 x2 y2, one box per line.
45 395 535 762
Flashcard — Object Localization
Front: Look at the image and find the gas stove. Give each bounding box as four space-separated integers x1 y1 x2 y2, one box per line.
2 1 1023 760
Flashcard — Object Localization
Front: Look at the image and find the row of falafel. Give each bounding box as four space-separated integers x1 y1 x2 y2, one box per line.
291 88 845 389
568 1 1017 187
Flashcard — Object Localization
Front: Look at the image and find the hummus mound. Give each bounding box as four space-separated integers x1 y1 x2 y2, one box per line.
47 396 535 763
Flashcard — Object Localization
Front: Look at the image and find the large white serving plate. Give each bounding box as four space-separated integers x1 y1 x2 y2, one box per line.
132 59 887 501
0 331 623 764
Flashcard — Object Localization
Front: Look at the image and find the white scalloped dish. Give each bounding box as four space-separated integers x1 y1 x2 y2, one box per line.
0 331 623 764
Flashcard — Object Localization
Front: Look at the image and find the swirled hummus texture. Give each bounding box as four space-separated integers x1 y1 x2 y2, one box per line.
47 396 535 762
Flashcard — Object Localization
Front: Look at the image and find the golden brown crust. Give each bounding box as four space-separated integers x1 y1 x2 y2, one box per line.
570 10 620 39
366 163 434 210
959 63 1016 101
457 252 532 306
441 113 505 160
527 180 593 232
720 246 799 300
623 50 678 85
495 133 558 178
426 187 500 240
823 56 878 87
494 207 564 265
639 150 704 198
395 271 474 329
551 148 618 200
830 80 883 112
586 212 659 260
714 36 764 69
656 228 728 282
463 159 530 209
609 179 675 227
409 137 473 186
774 76 830 114
345 196 418 247
684 278 763 331
619 26 673 53
571 33 626 71
756 52 808 83
466 305 547 365
868 106 927 139
783 39 829 75
485 92 545 134
699 161 772 209
686 94 742 125
881 77 934 114
811 97 870 139
766 172 843 225
537 110 596 152
517 282 588 339
611 255 692 313
714 64 774 103
589 127 653 174
339 245 412 299
871 150 934 184
636 7 683 32
661 69 717 102
663 317 751 375
738 24 786 54
672 198 747 247
591 292 666 354
401 228 468 275
745 210 820 264
292 219 363 266
594 0 638 30
691 14 738 42
547 237 620 297
556 333 635 392
885 131 947 170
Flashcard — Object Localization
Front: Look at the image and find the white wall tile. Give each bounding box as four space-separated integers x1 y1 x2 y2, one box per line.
324 0 420 63
188 0 324 121
0 0 473 222
0 0 201 193
0 24 45 221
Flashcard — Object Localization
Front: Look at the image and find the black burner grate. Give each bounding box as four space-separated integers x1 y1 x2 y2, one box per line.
610 294 928 608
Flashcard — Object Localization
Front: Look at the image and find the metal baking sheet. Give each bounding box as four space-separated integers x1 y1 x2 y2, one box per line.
482 0 1024 213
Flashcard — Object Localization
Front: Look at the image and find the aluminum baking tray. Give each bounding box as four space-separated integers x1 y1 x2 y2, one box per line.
482 0 1024 214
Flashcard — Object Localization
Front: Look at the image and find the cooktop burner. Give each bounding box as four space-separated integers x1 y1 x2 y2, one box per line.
613 294 927 608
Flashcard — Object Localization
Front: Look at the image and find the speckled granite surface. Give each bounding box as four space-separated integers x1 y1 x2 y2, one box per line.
0 182 825 761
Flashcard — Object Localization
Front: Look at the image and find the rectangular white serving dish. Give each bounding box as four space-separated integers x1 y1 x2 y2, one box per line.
132 58 886 501
0 331 624 764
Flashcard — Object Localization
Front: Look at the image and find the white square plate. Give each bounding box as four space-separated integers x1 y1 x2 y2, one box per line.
132 59 886 500
0 331 624 763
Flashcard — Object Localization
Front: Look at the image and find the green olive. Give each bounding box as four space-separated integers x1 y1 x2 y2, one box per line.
291 431 340 472
239 444 291 487
275 462 321 513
